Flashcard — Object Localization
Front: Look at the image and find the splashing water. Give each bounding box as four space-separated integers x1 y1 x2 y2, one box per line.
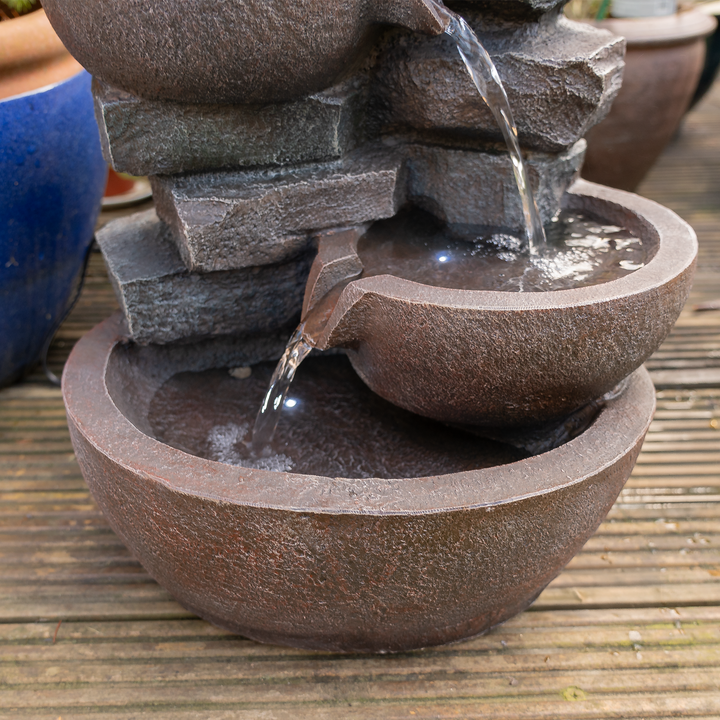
444 14 547 254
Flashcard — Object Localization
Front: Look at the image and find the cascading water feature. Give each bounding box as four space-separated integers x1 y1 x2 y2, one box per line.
51 0 698 652
249 5 610 455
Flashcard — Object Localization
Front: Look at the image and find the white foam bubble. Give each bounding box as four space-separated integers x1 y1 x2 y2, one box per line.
206 423 294 472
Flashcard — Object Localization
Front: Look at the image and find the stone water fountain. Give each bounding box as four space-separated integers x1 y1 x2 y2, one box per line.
47 0 697 652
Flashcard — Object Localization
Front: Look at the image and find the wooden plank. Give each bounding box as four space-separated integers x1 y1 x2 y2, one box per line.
1 703 720 720
650 369 720 389
534 584 720 610
1 677 720 715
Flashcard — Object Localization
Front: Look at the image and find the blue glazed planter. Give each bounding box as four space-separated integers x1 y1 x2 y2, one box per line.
0 71 106 387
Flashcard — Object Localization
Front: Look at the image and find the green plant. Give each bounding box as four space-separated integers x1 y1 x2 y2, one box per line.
0 0 41 20
564 0 612 18
5 0 37 11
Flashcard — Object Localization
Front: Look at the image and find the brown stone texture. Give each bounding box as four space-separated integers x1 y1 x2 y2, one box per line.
96 210 312 345
42 0 447 105
404 140 585 229
373 14 625 152
152 147 405 273
93 79 368 177
312 180 697 427
62 311 655 652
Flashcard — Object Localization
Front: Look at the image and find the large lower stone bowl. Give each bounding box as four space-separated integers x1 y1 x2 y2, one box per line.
41 0 446 105
314 180 696 428
63 313 655 653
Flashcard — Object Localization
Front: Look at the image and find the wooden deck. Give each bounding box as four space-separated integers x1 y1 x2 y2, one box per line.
2 82 720 718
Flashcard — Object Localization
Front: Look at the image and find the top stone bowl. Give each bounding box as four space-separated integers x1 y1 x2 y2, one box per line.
41 0 448 105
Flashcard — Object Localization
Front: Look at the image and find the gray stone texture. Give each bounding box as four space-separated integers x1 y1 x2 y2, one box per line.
372 14 625 152
97 210 312 345
404 139 586 229
93 78 368 177
152 147 405 273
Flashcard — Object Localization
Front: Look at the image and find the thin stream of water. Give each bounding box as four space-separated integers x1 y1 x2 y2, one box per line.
251 323 314 455
444 13 547 253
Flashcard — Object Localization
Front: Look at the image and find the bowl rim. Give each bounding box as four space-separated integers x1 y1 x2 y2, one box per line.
336 179 697 313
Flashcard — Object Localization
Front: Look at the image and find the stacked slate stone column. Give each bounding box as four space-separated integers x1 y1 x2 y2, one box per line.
96 0 624 348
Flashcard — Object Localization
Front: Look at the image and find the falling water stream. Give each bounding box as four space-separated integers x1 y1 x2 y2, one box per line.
444 13 547 254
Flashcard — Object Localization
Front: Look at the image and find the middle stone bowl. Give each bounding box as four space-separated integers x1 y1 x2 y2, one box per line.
309 180 696 428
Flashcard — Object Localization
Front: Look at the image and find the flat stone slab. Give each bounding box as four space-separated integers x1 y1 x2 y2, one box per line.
373 15 624 152
97 210 312 345
93 78 367 177
405 139 586 230
152 147 405 273
153 140 582 272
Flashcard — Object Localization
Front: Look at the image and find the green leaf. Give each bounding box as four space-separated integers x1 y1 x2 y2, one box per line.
4 0 38 13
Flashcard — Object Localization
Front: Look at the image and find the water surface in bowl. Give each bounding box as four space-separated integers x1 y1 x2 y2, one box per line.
147 355 529 479
358 209 648 292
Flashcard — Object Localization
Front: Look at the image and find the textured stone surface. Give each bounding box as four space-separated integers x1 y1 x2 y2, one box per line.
43 0 447 105
311 181 697 427
373 14 625 152
152 147 405 273
64 311 656 652
93 79 368 177
96 210 312 345
405 139 585 230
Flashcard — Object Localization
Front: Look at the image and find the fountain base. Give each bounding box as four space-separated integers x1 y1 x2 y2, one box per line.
63 313 655 653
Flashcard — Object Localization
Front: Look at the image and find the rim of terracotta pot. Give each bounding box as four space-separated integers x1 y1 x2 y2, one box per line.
0 67 86 105
0 9 81 100
594 9 716 47
318 179 695 330
63 311 656 516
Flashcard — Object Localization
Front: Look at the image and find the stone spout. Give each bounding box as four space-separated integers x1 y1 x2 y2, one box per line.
373 0 452 36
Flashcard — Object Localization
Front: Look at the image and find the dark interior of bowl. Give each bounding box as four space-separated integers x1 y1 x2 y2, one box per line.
356 204 655 293
102 329 615 479
148 354 530 479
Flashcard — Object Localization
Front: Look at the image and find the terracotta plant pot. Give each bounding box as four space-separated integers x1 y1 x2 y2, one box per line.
305 180 696 428
581 10 717 191
63 312 656 653
0 9 81 101
41 0 449 105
